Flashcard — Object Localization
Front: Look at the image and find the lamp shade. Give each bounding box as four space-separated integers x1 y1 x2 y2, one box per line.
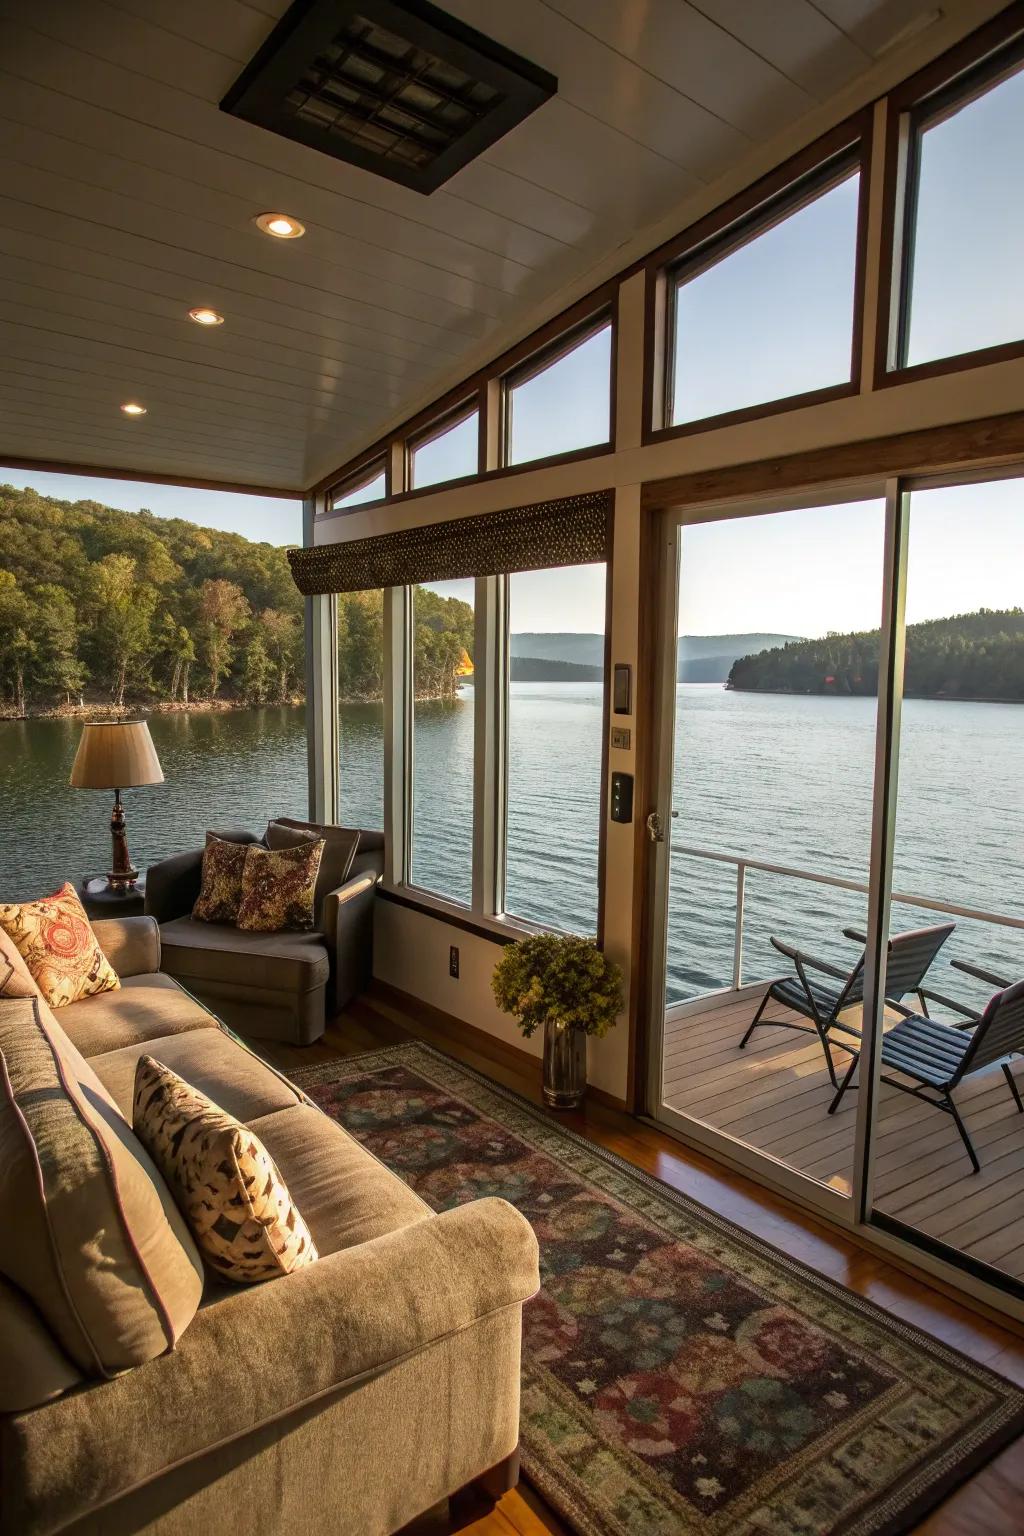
70 721 164 790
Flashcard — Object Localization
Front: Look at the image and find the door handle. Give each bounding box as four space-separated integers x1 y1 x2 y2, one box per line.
646 811 664 843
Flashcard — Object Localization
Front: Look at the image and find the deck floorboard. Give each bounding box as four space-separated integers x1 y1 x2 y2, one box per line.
662 993 1024 1281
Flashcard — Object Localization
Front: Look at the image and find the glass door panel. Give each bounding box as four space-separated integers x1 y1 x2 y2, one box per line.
656 496 886 1203
866 476 1024 1287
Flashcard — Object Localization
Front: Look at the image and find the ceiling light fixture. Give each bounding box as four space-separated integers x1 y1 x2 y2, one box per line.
120 402 147 416
255 212 305 238
188 306 225 325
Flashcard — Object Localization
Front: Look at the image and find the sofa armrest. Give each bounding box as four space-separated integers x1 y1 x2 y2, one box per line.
6 1199 539 1536
322 870 379 1011
91 916 161 978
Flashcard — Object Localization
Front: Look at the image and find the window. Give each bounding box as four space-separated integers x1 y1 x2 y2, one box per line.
409 407 479 489
331 461 386 510
669 168 860 425
503 564 607 932
505 321 612 466
337 589 385 829
409 579 475 903
900 53 1024 367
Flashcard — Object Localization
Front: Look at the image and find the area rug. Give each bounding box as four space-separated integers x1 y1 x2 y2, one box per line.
290 1042 1024 1536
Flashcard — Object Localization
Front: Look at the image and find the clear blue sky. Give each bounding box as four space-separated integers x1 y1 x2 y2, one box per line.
3 58 1021 637
0 468 302 547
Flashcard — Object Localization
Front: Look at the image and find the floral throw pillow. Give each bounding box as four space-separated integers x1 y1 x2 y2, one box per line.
0 883 119 1008
236 841 324 933
192 834 250 925
133 1054 318 1285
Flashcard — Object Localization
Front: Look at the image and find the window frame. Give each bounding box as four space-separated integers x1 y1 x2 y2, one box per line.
500 309 616 472
406 399 482 492
328 455 389 513
646 125 870 443
875 11 1024 388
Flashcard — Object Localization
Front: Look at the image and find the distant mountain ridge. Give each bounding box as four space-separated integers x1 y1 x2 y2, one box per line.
510 632 801 683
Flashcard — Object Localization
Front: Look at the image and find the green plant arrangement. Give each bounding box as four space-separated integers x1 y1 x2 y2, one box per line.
491 933 623 1040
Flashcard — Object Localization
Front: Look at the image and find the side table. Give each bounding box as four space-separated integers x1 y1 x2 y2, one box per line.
79 876 147 920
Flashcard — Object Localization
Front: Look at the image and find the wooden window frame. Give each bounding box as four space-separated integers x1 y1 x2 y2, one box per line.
498 308 616 473
328 454 390 514
874 3 1024 389
644 113 873 445
405 398 483 493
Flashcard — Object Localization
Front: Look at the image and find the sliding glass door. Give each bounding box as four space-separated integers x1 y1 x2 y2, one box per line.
648 469 1024 1301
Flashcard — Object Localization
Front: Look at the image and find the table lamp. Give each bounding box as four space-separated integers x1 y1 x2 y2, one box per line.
70 721 164 891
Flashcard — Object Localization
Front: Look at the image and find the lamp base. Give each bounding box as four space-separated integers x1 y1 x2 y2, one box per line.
108 789 138 891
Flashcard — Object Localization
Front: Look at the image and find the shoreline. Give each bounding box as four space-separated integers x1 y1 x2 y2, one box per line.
724 686 1024 705
0 687 469 721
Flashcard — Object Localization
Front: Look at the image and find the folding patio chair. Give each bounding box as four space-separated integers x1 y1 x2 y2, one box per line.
738 922 956 1089
827 960 1024 1172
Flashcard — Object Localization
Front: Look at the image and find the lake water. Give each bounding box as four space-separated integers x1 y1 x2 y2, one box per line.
2 684 1020 1003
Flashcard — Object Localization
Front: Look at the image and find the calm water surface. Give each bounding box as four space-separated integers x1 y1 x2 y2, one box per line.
1 684 1020 999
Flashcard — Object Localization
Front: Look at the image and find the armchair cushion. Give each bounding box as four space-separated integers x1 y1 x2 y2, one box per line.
0 995 203 1376
267 818 360 923
160 918 329 993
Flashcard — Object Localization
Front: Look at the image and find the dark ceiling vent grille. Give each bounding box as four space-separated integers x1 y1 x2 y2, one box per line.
222 0 557 195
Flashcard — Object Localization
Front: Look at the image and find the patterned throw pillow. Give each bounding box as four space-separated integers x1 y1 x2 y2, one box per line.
133 1055 318 1285
0 883 119 1008
192 834 250 924
236 840 324 933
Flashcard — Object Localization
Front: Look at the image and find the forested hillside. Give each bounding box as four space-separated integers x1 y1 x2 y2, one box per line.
0 485 473 714
728 610 1024 701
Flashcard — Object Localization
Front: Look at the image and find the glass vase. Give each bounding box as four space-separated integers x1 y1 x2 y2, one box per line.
542 1019 587 1109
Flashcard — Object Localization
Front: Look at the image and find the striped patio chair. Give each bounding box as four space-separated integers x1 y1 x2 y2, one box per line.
738 922 956 1090
828 960 1024 1172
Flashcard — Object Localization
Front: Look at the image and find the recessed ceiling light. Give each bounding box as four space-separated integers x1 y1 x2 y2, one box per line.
188 306 225 326
120 402 147 416
255 212 305 239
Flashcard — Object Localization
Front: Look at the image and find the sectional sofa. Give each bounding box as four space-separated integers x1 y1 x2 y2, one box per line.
0 914 539 1536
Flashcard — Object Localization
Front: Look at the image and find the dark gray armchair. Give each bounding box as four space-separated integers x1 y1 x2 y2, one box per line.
145 822 384 1046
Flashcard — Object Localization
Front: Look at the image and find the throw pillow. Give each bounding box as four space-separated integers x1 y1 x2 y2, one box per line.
192 833 250 924
0 926 39 999
266 819 360 918
133 1055 318 1285
0 883 119 1008
236 840 324 933
0 996 203 1375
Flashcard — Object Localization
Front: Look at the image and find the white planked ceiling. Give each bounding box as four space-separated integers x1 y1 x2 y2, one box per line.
0 0 960 493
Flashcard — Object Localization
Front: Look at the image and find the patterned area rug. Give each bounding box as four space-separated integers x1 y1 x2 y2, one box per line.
291 1043 1024 1536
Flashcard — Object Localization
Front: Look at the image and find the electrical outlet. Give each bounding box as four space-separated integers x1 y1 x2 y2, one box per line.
449 945 460 979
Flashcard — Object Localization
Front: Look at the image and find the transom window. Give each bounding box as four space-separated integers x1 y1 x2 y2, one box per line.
331 460 387 511
899 49 1024 368
668 166 860 427
409 406 479 490
505 320 612 467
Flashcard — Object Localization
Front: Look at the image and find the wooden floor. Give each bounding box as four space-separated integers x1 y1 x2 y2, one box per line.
663 989 1024 1280
257 986 1024 1536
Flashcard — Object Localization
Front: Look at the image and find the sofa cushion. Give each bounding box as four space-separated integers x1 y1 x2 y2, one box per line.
0 883 119 1008
0 1275 82 1412
0 995 203 1375
134 1056 319 1285
237 840 324 933
61 972 216 1058
92 1027 301 1123
248 1104 431 1257
192 834 249 925
161 918 330 993
267 819 360 918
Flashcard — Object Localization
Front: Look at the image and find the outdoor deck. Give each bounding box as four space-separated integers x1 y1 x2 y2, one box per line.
662 990 1024 1283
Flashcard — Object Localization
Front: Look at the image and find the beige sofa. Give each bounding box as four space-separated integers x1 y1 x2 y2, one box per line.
0 915 540 1536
